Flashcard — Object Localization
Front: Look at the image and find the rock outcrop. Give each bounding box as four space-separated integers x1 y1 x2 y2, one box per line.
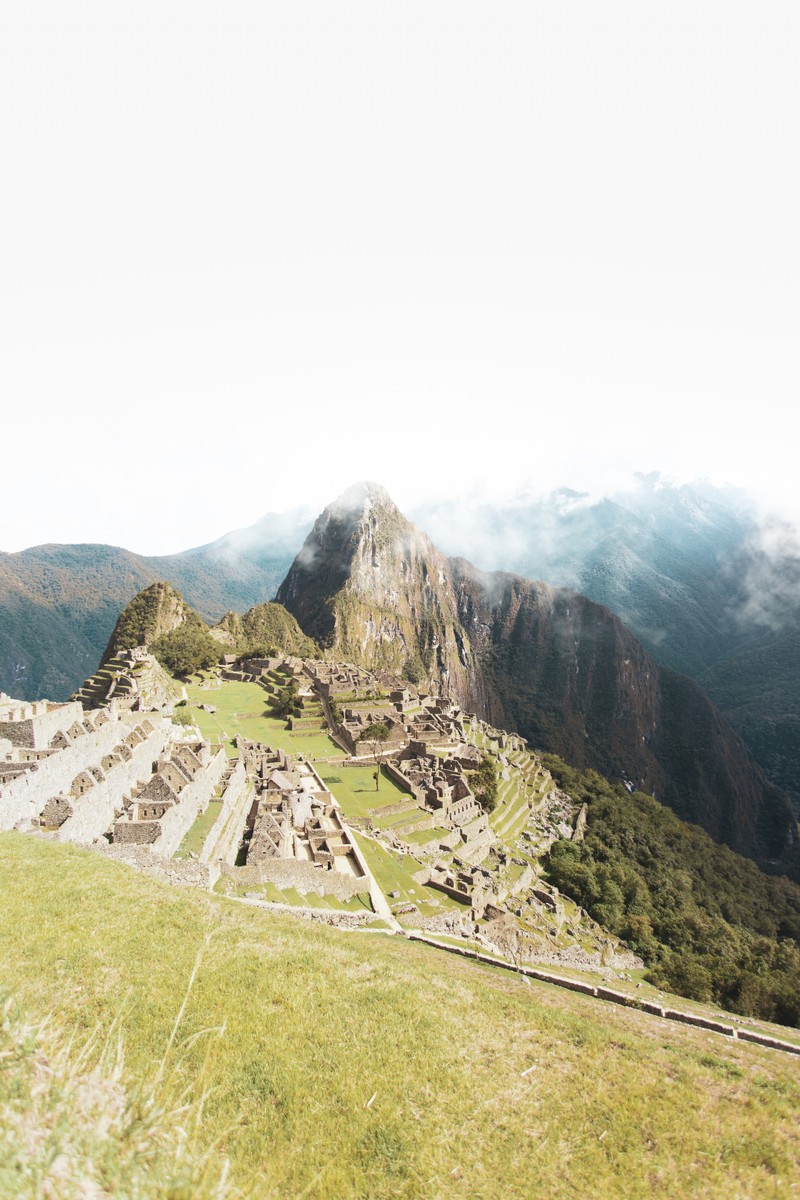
276 483 491 712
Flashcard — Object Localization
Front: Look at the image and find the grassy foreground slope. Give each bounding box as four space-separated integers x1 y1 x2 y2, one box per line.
0 834 798 1199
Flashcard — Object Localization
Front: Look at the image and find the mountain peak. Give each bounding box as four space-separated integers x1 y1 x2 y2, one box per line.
333 480 394 509
274 482 423 648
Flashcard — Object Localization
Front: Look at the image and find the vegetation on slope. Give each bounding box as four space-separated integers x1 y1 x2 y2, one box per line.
0 536 297 702
103 581 196 662
152 622 222 677
542 756 800 1025
1 833 799 1199
214 601 319 659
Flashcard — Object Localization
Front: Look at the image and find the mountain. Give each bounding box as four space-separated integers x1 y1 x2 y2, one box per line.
412 477 800 809
277 483 797 870
0 508 312 702
101 580 206 663
92 585 318 687
275 482 488 711
211 602 319 658
4 477 800 825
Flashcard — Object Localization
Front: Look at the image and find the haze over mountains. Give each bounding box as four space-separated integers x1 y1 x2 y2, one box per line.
274 483 795 870
2 476 799 824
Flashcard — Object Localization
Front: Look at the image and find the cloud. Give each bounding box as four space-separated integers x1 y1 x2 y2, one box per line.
727 517 800 633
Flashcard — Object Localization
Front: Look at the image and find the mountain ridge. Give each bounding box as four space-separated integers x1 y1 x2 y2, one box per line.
275 483 797 871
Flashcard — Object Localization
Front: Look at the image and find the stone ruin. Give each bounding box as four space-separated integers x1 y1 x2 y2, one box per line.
383 743 493 864
0 690 227 858
236 739 365 887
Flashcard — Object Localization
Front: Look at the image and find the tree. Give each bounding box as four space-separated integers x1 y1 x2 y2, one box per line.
359 722 390 790
267 679 303 721
152 625 221 677
470 754 499 813
402 654 425 685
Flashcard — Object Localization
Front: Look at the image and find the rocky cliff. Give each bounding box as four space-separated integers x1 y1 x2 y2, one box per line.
451 560 795 862
277 484 798 869
275 483 491 712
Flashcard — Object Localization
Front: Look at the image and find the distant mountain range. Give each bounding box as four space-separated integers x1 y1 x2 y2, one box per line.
2 476 799 815
413 477 800 810
0 508 311 701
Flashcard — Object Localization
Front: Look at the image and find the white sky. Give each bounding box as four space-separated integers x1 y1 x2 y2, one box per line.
1 2 798 555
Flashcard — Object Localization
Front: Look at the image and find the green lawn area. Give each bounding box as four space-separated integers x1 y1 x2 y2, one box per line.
184 680 343 761
372 807 431 831
400 826 451 847
353 833 465 917
315 763 413 818
505 859 528 887
174 800 224 860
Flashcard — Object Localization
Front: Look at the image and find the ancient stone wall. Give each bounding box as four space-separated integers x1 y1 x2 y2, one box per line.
1 701 86 750
113 820 161 845
235 899 378 928
0 717 137 831
383 760 426 803
393 814 434 836
221 859 370 900
199 757 253 865
96 843 220 890
154 748 227 858
372 798 417 819
58 722 171 845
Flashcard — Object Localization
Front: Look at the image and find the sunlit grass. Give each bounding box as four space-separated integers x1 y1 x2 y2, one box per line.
175 799 224 859
1 833 799 1198
185 679 343 761
316 763 413 817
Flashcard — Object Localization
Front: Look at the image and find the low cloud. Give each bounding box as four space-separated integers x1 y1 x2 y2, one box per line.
727 516 800 633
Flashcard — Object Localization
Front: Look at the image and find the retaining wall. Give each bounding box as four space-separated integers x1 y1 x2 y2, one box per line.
404 933 800 1057
0 717 140 831
152 747 227 858
59 722 171 844
200 758 253 865
0 701 85 750
221 859 370 901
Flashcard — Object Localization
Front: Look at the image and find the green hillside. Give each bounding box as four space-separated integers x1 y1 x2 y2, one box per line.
1 834 798 1199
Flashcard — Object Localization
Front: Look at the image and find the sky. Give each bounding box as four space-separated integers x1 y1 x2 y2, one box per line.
1 2 798 555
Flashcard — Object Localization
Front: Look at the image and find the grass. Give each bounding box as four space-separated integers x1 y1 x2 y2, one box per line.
1 833 799 1198
174 799 224 859
354 834 472 916
315 763 414 818
227 880 374 914
372 807 431 831
400 826 451 847
0 993 229 1199
185 679 343 761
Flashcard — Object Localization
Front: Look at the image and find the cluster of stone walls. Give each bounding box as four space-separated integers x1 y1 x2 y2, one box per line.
383 760 426 802
221 859 370 900
0 717 136 831
199 758 253 865
59 721 171 844
0 701 85 750
153 748 227 858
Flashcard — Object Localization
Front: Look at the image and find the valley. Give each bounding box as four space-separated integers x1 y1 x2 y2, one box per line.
2 480 800 1196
